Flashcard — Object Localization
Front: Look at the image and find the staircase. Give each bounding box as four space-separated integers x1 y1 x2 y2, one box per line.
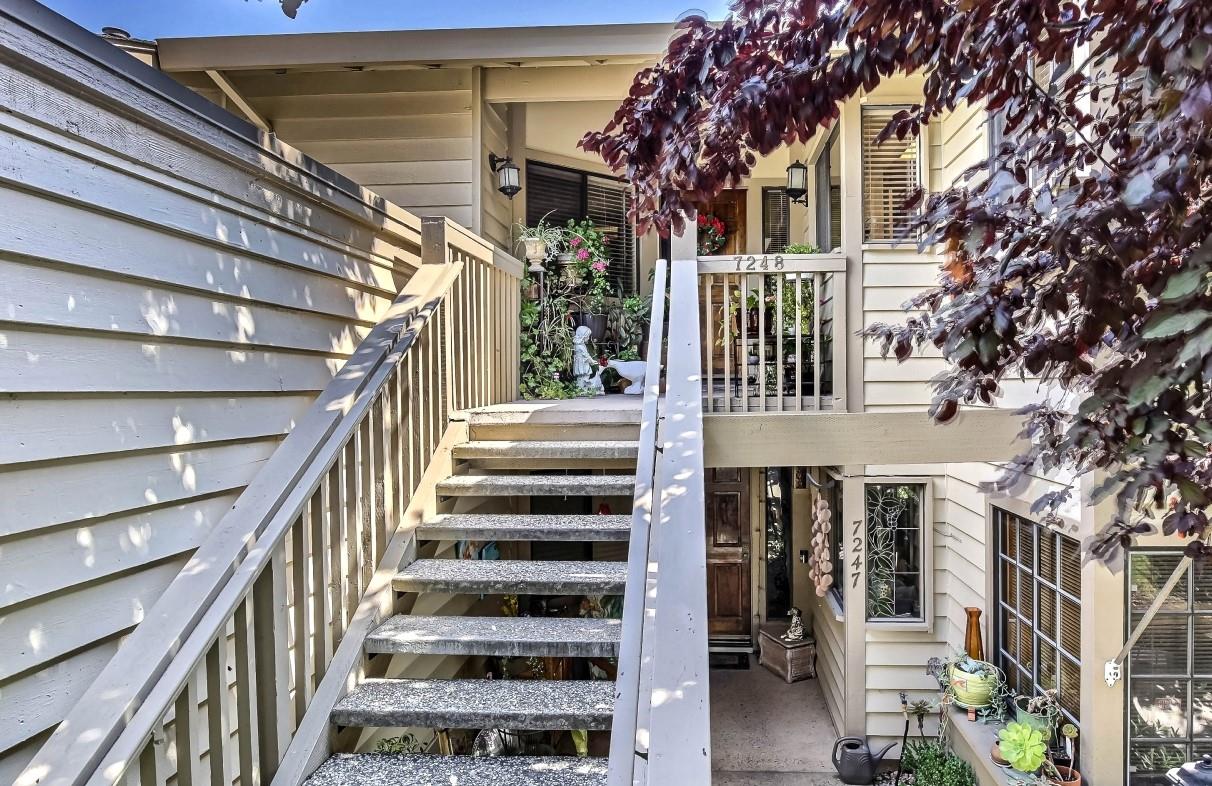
303 403 641 785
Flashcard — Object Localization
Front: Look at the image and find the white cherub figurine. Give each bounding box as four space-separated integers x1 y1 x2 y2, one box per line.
572 325 604 396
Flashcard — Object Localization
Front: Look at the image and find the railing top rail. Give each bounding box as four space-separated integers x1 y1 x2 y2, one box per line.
697 253 846 274
645 258 711 783
19 258 465 786
607 258 669 786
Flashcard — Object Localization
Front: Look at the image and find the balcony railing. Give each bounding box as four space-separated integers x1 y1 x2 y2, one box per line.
697 254 847 414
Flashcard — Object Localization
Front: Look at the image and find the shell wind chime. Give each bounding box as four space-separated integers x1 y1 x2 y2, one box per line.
808 493 834 597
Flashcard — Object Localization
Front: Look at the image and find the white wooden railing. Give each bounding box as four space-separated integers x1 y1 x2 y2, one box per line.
19 217 522 786
697 254 848 413
610 258 711 786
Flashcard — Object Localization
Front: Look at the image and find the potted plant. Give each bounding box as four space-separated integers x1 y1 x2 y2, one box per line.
998 721 1047 774
1051 724 1081 786
515 216 563 271
567 219 612 340
946 656 1000 710
1014 690 1060 736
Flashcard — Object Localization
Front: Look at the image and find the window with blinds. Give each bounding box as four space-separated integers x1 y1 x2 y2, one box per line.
994 508 1082 728
762 187 790 253
526 161 637 295
1126 551 1212 783
861 106 920 243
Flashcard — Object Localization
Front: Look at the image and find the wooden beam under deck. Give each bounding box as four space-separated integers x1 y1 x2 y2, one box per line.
703 408 1027 467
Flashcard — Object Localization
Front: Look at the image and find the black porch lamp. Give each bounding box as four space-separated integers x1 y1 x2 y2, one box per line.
785 159 808 204
489 153 521 200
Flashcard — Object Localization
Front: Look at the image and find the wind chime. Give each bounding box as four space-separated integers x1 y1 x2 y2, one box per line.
808 492 834 597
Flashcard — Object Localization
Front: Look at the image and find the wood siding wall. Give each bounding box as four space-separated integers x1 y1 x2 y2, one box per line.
477 86 515 248
0 14 425 780
174 68 479 230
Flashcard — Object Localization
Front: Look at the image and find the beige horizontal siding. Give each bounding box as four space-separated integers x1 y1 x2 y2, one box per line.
195 68 478 227
0 23 423 776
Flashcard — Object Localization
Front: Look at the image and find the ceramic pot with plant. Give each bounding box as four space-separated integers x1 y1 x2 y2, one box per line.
1015 691 1060 735
947 656 999 710
990 742 1010 768
998 721 1048 774
1052 723 1081 786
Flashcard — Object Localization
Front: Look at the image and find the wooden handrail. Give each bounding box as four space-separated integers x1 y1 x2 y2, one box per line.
609 259 711 786
608 258 669 786
19 218 520 786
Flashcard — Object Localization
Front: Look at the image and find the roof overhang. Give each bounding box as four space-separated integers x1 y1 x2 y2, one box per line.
157 22 678 72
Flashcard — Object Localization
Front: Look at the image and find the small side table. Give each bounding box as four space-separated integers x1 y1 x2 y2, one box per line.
758 622 816 684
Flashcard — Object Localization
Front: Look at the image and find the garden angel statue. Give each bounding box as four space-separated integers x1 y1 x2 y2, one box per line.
571 325 604 396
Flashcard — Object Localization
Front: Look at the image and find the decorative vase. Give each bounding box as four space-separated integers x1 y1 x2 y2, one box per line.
556 253 578 285
523 238 547 273
947 662 997 709
964 607 986 661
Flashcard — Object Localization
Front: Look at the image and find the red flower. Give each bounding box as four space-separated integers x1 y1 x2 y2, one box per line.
697 215 707 227
713 219 725 234
598 356 609 367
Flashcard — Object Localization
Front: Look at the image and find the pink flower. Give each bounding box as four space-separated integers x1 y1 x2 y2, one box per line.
592 261 607 272
570 236 583 247
576 248 591 261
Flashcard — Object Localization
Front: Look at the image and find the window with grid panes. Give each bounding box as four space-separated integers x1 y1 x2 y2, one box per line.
993 508 1082 728
861 106 920 243
1126 551 1212 785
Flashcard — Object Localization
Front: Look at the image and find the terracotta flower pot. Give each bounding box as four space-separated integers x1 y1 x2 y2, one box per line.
990 742 1010 768
1054 768 1082 786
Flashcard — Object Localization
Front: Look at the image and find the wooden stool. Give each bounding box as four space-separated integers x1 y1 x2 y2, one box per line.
758 622 816 683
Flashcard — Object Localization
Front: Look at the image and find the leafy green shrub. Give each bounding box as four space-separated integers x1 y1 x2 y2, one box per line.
901 739 976 786
782 243 820 254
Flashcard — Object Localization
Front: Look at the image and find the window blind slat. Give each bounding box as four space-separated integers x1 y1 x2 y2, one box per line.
862 107 920 243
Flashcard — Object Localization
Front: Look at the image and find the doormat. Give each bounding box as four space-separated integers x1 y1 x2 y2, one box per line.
708 652 750 670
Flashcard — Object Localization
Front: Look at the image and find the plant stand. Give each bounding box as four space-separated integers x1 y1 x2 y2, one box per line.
758 622 816 683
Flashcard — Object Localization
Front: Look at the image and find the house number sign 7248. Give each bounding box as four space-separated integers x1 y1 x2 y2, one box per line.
733 255 786 271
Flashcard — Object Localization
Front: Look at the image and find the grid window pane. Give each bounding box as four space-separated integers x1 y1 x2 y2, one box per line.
1131 614 1189 676
994 507 1081 732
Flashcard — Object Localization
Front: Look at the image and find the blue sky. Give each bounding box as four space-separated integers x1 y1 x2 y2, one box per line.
43 0 731 39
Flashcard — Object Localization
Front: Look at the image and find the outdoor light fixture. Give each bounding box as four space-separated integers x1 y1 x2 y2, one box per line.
489 153 521 200
785 159 808 204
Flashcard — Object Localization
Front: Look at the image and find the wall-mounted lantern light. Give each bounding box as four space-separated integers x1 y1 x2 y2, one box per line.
785 159 809 204
489 153 521 200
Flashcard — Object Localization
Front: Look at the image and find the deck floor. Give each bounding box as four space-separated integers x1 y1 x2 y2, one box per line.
711 655 840 783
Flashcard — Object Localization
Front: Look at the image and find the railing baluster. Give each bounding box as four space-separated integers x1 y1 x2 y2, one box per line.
309 487 331 685
343 439 361 607
814 271 823 411
775 274 784 412
289 516 309 723
795 273 803 412
740 275 749 410
757 274 766 410
173 676 201 786
253 548 290 775
327 460 346 645
723 274 732 413
233 597 261 786
705 274 715 412
137 727 165 786
204 637 231 786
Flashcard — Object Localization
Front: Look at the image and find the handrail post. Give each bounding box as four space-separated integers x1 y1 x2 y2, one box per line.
420 216 450 266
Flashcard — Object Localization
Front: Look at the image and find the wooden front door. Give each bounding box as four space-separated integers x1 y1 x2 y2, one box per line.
706 467 752 640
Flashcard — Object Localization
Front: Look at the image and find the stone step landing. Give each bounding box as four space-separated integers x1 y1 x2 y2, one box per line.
392 559 627 595
436 474 634 498
418 513 631 542
365 614 621 658
331 678 615 730
305 755 607 786
453 440 639 460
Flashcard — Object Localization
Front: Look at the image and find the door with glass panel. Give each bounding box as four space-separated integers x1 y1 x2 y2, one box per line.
1126 551 1212 784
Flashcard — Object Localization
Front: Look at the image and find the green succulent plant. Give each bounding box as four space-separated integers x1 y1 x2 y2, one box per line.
999 722 1048 773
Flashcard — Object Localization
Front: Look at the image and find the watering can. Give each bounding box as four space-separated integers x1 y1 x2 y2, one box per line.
831 736 898 785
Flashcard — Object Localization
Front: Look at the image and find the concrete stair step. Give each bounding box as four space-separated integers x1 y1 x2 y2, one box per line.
393 559 627 595
418 513 631 542
331 678 615 730
436 474 633 497
366 615 621 658
305 754 607 786
453 440 638 461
